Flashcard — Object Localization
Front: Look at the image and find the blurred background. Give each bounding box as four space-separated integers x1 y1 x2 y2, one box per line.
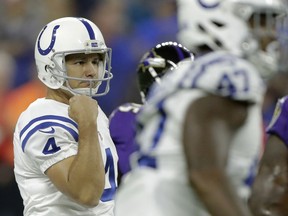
0 0 177 215
2 0 288 215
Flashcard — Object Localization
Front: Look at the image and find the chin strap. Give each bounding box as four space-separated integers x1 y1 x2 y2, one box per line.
60 82 102 97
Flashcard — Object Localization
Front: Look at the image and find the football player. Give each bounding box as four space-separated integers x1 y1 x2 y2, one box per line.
115 0 268 215
177 0 286 79
248 12 288 216
109 41 194 184
115 50 266 216
13 17 118 216
177 0 288 127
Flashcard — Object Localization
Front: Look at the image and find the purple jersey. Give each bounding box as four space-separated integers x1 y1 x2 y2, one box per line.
109 103 141 181
267 96 288 146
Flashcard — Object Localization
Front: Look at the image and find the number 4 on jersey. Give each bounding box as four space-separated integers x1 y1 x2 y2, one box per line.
42 137 61 155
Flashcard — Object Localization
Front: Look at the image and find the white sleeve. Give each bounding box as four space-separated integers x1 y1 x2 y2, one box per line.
21 125 78 174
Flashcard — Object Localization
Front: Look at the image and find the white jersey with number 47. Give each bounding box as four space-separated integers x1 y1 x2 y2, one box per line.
115 51 266 216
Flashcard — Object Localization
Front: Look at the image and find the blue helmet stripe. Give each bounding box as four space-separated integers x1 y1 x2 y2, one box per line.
78 18 96 40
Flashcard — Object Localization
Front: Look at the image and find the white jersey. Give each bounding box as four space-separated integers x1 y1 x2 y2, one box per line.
115 51 266 216
14 98 118 216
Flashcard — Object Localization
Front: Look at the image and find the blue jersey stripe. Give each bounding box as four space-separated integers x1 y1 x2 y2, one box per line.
152 100 166 149
21 121 78 152
137 100 166 169
20 115 77 139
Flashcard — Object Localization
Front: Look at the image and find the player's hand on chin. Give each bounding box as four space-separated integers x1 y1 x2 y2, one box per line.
68 95 99 125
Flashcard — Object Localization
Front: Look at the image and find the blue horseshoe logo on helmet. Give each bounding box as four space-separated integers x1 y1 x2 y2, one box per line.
37 25 60 56
197 0 220 9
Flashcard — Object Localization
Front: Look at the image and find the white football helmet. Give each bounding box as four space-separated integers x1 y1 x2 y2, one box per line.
177 0 257 57
35 17 113 97
177 0 287 79
225 0 287 78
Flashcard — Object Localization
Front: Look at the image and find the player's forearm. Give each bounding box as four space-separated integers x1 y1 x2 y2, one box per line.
189 170 252 216
249 135 288 216
249 168 288 216
67 123 105 206
248 170 270 216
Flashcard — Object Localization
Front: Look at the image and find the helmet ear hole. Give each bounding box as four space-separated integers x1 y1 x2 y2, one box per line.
44 65 49 72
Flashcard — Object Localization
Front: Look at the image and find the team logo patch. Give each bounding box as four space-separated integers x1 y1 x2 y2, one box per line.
39 127 56 134
37 25 60 56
